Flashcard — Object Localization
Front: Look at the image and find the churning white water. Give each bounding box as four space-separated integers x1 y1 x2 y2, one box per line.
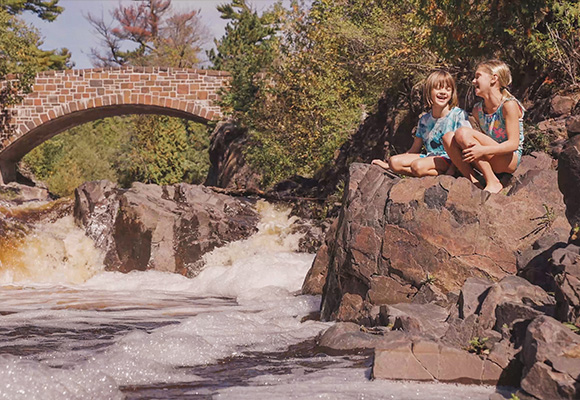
0 201 497 399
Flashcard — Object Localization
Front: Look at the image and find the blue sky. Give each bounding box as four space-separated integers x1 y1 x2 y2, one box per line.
23 0 286 69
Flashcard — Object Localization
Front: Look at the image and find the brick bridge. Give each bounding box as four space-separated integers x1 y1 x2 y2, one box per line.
0 67 229 184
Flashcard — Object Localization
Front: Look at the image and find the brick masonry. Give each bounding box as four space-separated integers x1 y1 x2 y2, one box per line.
0 66 230 158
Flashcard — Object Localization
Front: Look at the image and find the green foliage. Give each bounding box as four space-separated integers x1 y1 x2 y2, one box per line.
214 0 433 187
467 337 490 355
2 0 62 22
22 116 211 197
522 123 551 155
23 117 131 197
118 115 209 187
0 2 70 106
208 0 281 116
564 322 580 334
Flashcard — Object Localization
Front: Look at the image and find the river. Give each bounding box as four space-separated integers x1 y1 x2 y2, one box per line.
0 201 498 399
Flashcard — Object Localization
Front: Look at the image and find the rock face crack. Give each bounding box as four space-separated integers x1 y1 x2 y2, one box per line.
410 342 437 380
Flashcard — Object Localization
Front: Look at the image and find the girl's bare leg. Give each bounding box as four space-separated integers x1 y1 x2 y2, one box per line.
388 154 422 176
409 156 450 177
452 127 518 193
442 131 480 185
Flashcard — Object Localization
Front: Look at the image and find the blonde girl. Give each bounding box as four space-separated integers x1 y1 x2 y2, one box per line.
442 60 525 193
372 70 470 177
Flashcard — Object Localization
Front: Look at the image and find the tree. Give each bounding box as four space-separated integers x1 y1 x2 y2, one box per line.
216 0 431 186
0 1 70 106
209 0 282 116
86 0 208 68
2 0 63 22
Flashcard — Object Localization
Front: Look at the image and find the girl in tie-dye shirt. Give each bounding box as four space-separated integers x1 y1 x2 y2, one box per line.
372 70 470 177
443 60 525 193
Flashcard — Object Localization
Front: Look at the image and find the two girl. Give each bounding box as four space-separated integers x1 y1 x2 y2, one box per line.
373 60 523 194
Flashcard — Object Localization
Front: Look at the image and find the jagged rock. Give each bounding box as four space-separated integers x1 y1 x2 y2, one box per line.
0 182 51 205
380 303 449 340
566 115 580 138
552 245 580 324
74 180 259 275
312 159 569 323
558 134 580 243
205 120 262 191
372 338 503 384
317 322 406 351
411 283 450 307
458 277 493 319
520 316 580 400
478 276 556 331
551 95 575 118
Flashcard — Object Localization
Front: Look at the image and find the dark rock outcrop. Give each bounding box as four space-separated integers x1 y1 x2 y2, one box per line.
307 156 569 323
558 134 580 243
205 120 262 191
74 180 259 276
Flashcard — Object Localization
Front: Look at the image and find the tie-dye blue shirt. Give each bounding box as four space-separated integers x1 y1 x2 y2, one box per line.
415 106 471 157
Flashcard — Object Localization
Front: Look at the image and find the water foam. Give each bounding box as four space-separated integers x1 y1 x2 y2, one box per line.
0 216 105 285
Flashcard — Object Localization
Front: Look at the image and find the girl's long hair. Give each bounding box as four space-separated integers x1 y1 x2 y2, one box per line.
476 59 515 101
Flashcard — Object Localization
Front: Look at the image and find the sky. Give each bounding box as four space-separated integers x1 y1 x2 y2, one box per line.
23 0 286 69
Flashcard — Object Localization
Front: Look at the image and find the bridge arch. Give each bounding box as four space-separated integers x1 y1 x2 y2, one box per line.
0 67 229 184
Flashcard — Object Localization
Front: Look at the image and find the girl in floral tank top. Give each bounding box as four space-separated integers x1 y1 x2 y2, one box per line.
472 97 525 165
442 60 525 194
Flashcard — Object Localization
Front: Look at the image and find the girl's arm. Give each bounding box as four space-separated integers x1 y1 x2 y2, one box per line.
407 137 423 154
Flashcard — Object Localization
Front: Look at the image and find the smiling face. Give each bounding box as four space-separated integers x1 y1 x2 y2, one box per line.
430 83 453 109
472 67 496 97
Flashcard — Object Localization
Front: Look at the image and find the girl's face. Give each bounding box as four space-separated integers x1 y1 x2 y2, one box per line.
472 68 496 96
430 83 453 109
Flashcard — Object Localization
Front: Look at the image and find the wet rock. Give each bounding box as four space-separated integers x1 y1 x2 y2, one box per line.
0 182 51 205
520 316 580 400
372 338 503 384
313 160 568 323
317 322 406 351
74 180 259 276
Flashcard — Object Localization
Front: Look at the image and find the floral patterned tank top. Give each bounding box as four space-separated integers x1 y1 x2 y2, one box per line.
472 97 525 162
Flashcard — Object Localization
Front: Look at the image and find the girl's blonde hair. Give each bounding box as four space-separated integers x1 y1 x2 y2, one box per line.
423 70 458 108
476 59 514 100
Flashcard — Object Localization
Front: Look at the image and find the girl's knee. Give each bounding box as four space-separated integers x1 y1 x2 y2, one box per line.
454 127 474 147
442 132 454 148
410 159 424 176
388 156 403 171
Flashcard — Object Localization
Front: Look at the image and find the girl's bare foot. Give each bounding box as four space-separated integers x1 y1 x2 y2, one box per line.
484 181 503 194
371 159 391 171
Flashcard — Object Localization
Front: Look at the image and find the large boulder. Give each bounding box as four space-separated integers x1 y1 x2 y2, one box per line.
74 180 259 275
309 157 569 323
558 134 580 243
205 120 262 191
520 316 580 399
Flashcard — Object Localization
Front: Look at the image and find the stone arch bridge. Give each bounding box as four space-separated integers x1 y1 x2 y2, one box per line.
0 67 229 184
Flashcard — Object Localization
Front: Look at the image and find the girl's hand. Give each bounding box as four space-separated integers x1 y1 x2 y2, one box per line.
462 143 487 163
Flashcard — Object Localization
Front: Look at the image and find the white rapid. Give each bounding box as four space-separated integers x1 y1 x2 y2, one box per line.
0 201 497 399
